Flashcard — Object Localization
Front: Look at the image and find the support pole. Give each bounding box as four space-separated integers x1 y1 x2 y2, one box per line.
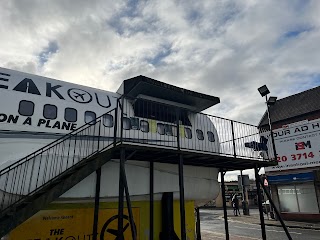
220 169 229 240
176 108 186 240
240 170 249 215
195 207 201 240
254 166 266 240
118 148 125 240
121 156 137 240
150 161 154 240
178 154 186 240
257 177 292 240
92 167 101 240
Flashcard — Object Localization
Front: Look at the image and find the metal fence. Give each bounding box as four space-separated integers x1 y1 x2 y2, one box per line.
0 96 273 212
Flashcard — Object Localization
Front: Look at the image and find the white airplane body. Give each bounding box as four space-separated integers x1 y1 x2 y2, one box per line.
0 67 219 204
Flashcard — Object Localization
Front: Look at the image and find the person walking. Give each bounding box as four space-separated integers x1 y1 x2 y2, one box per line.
232 195 241 216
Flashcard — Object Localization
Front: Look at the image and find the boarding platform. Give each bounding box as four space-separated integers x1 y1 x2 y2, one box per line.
0 76 282 240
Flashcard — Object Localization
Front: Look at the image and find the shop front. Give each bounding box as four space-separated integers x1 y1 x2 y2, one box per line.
267 171 320 221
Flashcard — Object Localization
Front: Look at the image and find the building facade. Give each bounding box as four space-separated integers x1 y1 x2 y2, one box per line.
259 86 320 221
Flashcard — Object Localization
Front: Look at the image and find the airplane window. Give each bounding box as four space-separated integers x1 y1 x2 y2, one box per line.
65 108 77 122
19 100 34 116
165 125 173 136
123 117 131 130
196 129 204 140
103 114 113 127
130 117 140 130
185 127 192 139
157 123 165 135
43 104 57 120
207 131 215 142
140 120 149 133
85 111 96 125
172 126 177 137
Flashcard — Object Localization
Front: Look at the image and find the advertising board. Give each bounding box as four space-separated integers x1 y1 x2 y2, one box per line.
265 118 320 172
8 200 196 240
9 208 140 240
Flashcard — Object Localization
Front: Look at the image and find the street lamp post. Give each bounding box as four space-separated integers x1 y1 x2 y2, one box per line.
265 95 277 161
257 85 277 160
258 85 277 220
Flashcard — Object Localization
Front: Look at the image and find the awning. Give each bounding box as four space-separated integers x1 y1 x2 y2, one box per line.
117 75 220 112
267 172 315 184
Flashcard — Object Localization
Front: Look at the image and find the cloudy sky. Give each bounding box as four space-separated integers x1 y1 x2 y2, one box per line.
1 0 320 180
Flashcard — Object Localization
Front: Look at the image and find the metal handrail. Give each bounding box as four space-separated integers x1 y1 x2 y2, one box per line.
0 96 273 213
0 106 117 175
0 105 118 212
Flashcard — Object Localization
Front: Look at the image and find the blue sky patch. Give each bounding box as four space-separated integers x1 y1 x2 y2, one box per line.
147 44 172 66
38 41 58 66
284 27 313 39
284 72 320 96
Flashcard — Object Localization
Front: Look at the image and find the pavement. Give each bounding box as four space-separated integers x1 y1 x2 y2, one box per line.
225 211 320 230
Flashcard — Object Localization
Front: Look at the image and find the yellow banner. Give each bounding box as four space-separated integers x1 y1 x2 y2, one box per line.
9 208 140 240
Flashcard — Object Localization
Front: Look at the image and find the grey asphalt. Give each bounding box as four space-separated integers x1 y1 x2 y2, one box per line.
226 209 320 229
200 208 320 240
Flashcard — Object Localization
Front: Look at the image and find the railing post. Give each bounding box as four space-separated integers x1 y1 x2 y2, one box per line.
113 99 119 147
120 96 124 143
231 120 236 158
176 108 181 151
97 120 101 152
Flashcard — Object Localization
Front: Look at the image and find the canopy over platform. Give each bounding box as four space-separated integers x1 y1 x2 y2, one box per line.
117 75 220 112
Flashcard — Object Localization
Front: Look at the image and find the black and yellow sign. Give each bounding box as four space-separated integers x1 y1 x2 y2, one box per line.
9 208 140 240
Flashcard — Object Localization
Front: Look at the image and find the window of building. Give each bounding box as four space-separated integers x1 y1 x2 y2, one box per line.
103 114 113 127
44 104 57 119
85 111 96 124
133 100 192 126
140 120 149 133
123 117 131 130
157 123 165 135
278 183 318 213
196 129 204 140
65 108 77 122
207 131 215 142
19 100 34 116
185 127 192 139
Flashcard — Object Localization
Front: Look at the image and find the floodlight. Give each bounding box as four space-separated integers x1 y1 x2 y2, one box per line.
258 85 270 97
267 96 277 106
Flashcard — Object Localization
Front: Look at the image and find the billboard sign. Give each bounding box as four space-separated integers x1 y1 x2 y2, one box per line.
9 208 140 240
265 118 320 172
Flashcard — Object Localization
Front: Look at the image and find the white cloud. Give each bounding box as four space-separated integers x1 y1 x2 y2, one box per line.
1 1 320 154
1 0 319 116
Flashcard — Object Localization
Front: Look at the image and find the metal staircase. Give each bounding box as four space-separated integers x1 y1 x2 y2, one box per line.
0 106 119 237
